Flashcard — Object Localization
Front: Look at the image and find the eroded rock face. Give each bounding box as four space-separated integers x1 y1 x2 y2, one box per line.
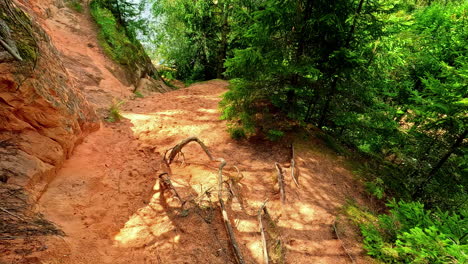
0 0 99 200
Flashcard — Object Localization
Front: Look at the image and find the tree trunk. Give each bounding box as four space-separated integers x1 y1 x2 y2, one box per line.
413 129 467 198
318 0 364 129
216 1 229 79
318 77 337 128
344 0 365 48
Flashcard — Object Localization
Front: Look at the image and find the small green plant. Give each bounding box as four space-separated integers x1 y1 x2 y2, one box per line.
266 129 284 141
228 126 246 140
106 100 124 122
364 178 385 199
67 0 83 13
133 90 144 98
348 200 468 263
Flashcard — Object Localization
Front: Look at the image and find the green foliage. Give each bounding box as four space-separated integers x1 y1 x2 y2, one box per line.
67 0 83 12
267 129 284 142
218 0 467 211
365 178 385 199
90 0 148 66
159 68 176 81
152 0 232 81
105 100 124 122
358 200 467 263
227 126 246 140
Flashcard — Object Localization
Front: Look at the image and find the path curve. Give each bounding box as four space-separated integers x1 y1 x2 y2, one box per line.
36 80 372 264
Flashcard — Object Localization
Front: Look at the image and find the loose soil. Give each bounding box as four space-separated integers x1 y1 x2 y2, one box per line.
32 81 374 264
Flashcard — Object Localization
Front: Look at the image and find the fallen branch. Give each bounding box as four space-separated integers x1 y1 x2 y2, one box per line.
275 163 286 203
218 159 246 264
332 219 356 264
258 200 269 264
290 144 299 187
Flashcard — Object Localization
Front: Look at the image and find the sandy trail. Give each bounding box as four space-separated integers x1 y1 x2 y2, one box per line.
34 80 371 264
17 3 372 263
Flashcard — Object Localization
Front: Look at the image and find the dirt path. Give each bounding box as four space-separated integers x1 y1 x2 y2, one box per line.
31 80 373 264
13 3 374 263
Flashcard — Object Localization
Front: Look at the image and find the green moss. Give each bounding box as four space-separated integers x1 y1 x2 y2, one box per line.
1 7 38 62
89 1 147 67
342 200 378 226
16 38 37 61
67 0 84 13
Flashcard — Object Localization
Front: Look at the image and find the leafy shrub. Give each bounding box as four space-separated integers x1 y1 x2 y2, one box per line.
358 200 467 263
159 68 176 81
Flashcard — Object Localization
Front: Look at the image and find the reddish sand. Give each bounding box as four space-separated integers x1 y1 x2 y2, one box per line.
11 2 374 263
33 80 373 264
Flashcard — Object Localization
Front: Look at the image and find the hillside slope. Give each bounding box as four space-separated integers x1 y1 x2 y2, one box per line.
0 0 172 262
29 80 372 264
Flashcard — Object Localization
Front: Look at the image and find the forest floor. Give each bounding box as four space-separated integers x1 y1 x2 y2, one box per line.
7 2 375 264
31 81 374 264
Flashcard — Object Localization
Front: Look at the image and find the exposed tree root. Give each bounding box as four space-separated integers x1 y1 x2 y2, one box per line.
226 166 242 200
164 136 214 165
217 159 246 264
275 163 286 204
261 204 285 264
158 172 186 208
290 144 299 187
258 200 270 264
332 219 356 264
160 137 246 264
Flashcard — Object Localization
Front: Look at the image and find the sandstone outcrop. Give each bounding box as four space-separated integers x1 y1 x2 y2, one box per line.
0 0 99 200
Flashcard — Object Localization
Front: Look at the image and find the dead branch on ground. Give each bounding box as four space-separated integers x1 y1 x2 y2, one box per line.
0 38 23 61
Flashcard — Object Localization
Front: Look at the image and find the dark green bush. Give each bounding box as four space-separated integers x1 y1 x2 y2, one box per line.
266 129 284 141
